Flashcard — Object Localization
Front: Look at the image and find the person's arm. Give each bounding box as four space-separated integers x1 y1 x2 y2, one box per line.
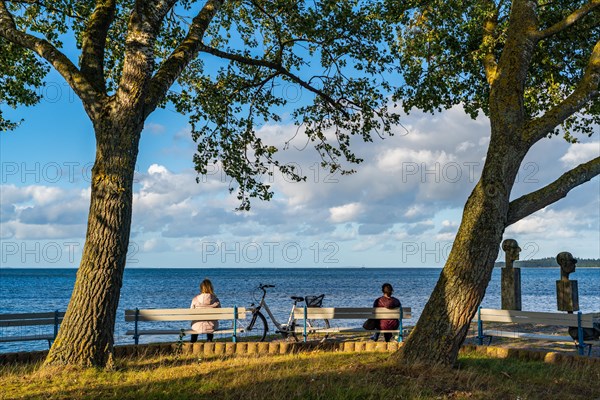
373 298 379 308
208 295 221 308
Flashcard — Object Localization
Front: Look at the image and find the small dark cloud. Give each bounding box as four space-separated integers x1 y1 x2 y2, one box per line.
0 203 16 222
19 205 87 225
358 224 391 235
406 223 434 235
162 208 242 238
438 223 458 234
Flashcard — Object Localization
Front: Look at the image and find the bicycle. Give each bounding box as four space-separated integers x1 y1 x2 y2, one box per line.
235 284 330 342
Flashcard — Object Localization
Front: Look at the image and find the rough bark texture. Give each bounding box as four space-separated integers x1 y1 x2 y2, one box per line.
399 137 528 365
398 0 537 365
44 112 141 367
398 1 598 366
37 0 225 367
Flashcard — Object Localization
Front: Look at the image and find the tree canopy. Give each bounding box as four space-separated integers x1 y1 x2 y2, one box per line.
388 0 599 139
390 0 599 365
1 0 400 209
1 0 403 366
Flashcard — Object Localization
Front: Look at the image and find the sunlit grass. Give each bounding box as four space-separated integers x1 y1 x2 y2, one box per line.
1 349 599 399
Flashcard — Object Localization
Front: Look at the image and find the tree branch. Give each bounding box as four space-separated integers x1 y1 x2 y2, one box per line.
506 156 600 226
80 0 116 92
144 0 225 117
524 40 600 144
7 0 84 20
115 0 178 110
535 0 600 40
197 44 345 114
488 0 540 129
0 1 103 118
481 0 499 86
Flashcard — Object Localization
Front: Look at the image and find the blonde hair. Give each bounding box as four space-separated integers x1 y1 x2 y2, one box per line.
200 279 215 294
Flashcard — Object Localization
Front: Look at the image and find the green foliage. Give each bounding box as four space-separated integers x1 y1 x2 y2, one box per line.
2 0 399 209
387 0 600 138
387 0 496 118
173 0 400 210
0 37 48 131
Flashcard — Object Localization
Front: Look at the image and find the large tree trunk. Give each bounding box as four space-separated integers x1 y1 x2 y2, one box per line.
398 1 539 365
45 114 142 367
399 133 528 366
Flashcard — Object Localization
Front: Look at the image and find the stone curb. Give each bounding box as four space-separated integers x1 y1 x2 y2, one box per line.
460 344 600 367
1 342 598 367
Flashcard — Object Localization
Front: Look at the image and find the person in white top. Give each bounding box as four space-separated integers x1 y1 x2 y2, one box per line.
190 278 221 342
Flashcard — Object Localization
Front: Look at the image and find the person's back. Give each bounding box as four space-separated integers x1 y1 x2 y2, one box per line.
374 295 401 330
190 279 221 342
372 283 401 342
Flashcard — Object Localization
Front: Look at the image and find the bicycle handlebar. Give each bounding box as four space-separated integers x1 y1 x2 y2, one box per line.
259 284 275 289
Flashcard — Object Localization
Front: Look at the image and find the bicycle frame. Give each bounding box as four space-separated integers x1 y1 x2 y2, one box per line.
251 285 298 334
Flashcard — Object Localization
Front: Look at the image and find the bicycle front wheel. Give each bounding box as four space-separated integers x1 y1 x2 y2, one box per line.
236 311 268 342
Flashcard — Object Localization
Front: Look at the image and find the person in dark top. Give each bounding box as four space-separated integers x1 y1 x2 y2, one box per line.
371 283 401 342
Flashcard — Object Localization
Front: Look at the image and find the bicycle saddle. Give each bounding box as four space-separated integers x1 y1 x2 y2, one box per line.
290 296 304 302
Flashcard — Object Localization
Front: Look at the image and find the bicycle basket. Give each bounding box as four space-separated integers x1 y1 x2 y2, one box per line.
305 294 325 308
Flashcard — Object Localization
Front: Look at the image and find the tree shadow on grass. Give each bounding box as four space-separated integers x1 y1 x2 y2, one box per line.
11 353 600 400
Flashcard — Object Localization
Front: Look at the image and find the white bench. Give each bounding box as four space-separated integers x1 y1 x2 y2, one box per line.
0 311 64 348
293 307 412 343
475 308 600 356
125 307 246 345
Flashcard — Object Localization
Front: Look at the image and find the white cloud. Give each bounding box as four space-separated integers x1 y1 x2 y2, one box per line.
560 142 600 168
142 238 171 252
2 105 598 266
506 209 582 238
144 122 166 135
404 205 425 219
329 203 363 223
456 141 475 153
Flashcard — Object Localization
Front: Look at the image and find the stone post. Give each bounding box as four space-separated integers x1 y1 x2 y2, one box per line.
556 252 579 312
500 239 522 310
501 267 522 310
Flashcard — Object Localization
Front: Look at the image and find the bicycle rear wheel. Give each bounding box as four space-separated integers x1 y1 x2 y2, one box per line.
291 318 330 342
236 311 268 342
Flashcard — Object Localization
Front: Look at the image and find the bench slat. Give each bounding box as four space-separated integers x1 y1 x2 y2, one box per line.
126 314 246 322
293 307 411 320
483 329 573 342
0 312 65 321
301 307 411 313
293 327 402 333
478 308 595 327
0 335 55 343
124 308 246 322
125 308 244 316
125 328 238 336
0 318 63 328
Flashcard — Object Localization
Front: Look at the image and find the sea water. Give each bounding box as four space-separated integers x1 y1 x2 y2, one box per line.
1 267 598 353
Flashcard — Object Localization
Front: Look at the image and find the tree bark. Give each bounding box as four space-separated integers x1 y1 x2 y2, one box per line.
397 0 540 366
399 132 529 365
44 111 141 367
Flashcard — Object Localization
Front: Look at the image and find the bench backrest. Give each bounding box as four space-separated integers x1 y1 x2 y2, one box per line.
294 307 412 320
476 308 596 328
125 307 246 322
0 311 65 328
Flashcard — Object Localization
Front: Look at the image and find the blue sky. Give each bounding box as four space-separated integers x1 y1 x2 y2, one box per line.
1 65 599 269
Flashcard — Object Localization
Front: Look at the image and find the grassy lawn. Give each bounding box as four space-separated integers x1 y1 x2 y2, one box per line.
1 349 598 399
